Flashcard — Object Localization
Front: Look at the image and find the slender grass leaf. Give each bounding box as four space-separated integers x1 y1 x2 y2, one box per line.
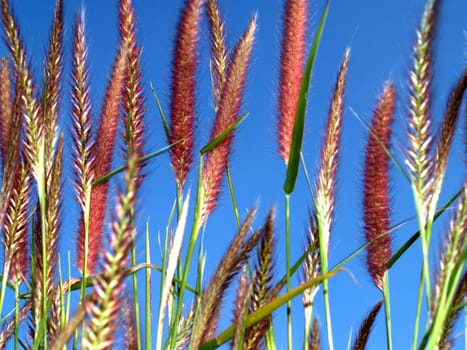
199 269 341 350
200 112 248 155
387 189 461 269
150 82 170 142
283 0 330 194
350 107 410 184
92 142 180 186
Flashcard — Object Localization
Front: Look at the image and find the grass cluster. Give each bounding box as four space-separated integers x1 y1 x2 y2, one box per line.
0 0 465 349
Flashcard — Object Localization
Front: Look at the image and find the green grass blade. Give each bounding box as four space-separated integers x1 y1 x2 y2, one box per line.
92 142 178 186
387 189 461 269
199 269 341 350
283 0 330 194
200 112 248 155
150 82 170 142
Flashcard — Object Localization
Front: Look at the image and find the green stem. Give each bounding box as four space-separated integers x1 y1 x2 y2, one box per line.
145 222 152 350
285 194 292 350
131 243 142 350
38 156 47 347
168 158 204 350
383 272 393 350
14 281 18 350
0 261 10 318
412 269 425 350
318 220 334 350
226 165 240 229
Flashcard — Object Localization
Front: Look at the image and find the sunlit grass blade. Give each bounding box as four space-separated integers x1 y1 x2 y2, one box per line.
199 269 341 350
283 0 330 194
199 112 248 155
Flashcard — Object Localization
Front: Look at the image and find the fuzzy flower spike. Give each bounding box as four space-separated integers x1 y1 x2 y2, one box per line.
201 15 257 223
277 0 308 163
363 83 395 291
169 0 204 194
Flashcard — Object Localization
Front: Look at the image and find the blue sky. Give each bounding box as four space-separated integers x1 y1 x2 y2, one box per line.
4 0 466 348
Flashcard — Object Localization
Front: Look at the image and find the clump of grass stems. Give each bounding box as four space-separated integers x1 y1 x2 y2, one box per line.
0 0 464 349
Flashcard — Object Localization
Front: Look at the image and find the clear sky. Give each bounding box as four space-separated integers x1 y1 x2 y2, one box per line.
3 0 466 349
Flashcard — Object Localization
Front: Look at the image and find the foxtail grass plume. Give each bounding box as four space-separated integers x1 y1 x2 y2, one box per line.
431 184 466 339
231 267 253 350
41 0 63 169
244 209 277 349
1 0 43 176
0 58 13 169
169 0 204 194
351 300 383 350
207 0 228 108
277 0 308 163
363 83 395 291
120 0 146 168
314 49 350 257
189 208 263 349
76 22 128 274
308 319 321 350
71 11 94 225
201 16 256 223
2 161 30 284
430 69 467 217
406 0 439 221
82 143 140 350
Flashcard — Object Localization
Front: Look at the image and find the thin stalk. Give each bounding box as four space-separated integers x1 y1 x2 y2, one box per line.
226 165 240 228
79 188 91 349
285 193 292 349
416 204 433 310
168 156 204 349
383 272 392 350
14 281 18 350
0 261 11 317
131 243 142 350
412 269 425 350
318 219 334 350
66 252 71 327
145 222 152 350
38 146 47 348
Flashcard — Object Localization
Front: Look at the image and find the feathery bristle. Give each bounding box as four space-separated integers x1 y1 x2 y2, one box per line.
169 0 204 192
76 37 128 273
308 318 321 350
231 267 252 350
82 142 139 350
406 0 439 220
42 0 63 169
122 296 138 350
2 160 30 283
363 83 395 291
314 49 350 257
244 209 276 349
431 184 466 320
1 0 43 173
0 57 13 169
351 300 383 350
32 137 63 335
277 0 308 163
431 69 467 215
438 271 467 349
71 11 94 212
189 208 261 349
207 0 228 108
120 0 146 179
201 16 256 223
